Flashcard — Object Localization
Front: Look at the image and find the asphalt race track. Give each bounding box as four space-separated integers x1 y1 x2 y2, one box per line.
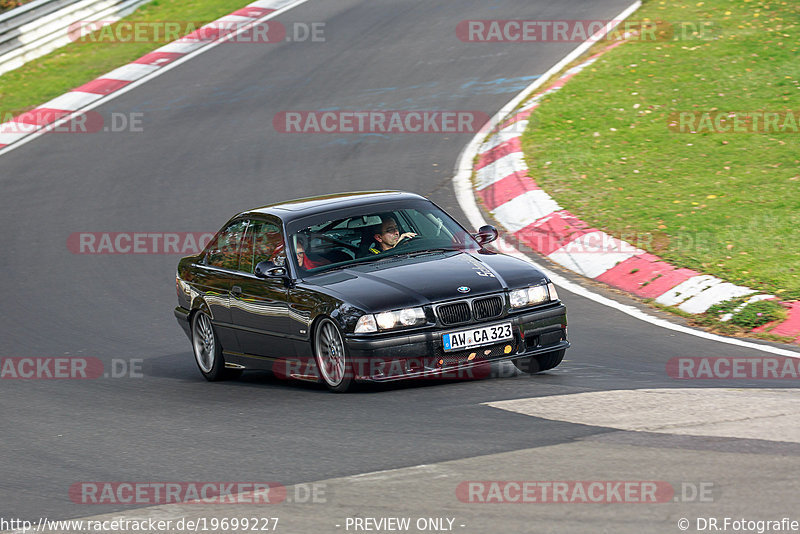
2 1 800 532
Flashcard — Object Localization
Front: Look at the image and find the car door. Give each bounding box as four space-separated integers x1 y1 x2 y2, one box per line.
193 218 250 353
229 217 293 359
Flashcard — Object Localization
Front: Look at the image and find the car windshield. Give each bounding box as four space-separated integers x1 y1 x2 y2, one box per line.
287 201 481 274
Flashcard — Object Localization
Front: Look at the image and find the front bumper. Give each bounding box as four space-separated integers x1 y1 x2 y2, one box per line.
345 302 568 382
174 306 191 339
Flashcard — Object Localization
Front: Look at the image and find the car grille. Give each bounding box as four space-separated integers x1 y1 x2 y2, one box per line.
436 295 504 325
437 302 471 325
472 296 503 320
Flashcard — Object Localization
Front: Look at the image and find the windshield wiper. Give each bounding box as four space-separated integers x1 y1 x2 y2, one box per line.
384 247 459 259
312 255 387 273
311 248 460 274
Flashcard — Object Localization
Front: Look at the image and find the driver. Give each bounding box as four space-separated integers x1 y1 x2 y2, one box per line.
369 215 417 254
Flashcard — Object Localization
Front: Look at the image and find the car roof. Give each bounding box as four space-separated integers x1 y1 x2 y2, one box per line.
237 190 429 222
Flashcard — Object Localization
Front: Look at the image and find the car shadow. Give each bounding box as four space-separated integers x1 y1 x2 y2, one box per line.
142 352 559 394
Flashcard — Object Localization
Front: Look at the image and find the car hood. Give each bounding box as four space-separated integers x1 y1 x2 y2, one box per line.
305 250 548 312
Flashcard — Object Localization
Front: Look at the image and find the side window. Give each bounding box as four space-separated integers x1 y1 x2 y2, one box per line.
239 219 285 274
238 221 256 273
205 220 249 270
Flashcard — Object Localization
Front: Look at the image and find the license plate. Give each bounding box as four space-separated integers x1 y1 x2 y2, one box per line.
442 323 513 352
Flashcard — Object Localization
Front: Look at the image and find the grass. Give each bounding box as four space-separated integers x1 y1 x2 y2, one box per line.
521 0 800 300
0 0 257 118
652 298 793 342
0 1 35 15
697 296 786 328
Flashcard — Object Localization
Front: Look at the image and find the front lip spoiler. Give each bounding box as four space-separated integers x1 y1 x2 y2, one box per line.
360 340 569 383
174 306 190 322
174 306 191 339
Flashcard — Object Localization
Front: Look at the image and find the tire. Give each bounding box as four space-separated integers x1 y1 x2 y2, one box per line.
191 310 227 381
513 349 565 374
313 318 353 393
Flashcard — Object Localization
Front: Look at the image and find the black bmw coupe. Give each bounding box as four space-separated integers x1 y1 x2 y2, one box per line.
175 191 568 392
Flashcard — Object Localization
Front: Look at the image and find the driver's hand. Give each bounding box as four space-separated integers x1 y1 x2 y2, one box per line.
397 232 417 243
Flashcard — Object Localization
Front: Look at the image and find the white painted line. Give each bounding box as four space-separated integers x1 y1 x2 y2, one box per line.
0 119 44 141
0 121 29 133
474 152 526 190
212 15 255 24
565 56 600 74
678 282 757 314
491 190 560 233
101 62 160 82
499 54 598 120
0 0 311 157
480 121 528 152
0 129 31 145
39 91 103 111
251 0 296 9
655 275 722 307
514 103 540 117
451 0 800 358
155 41 207 54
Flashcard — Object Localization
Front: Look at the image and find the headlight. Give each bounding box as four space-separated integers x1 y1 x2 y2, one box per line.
398 307 424 326
355 307 426 333
376 311 397 330
355 314 377 333
527 285 549 305
509 289 529 308
509 283 556 309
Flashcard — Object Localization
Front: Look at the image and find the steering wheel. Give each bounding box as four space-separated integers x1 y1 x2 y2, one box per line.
393 234 423 249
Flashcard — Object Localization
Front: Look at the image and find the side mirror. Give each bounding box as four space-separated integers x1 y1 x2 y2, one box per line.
254 260 288 279
474 225 498 245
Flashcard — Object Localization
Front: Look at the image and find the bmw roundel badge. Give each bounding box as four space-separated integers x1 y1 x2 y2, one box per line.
457 286 471 293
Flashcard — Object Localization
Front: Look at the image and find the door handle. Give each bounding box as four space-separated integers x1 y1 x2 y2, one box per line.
231 285 242 296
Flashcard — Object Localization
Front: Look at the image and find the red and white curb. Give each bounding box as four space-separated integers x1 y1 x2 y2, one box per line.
0 0 302 150
469 29 800 342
